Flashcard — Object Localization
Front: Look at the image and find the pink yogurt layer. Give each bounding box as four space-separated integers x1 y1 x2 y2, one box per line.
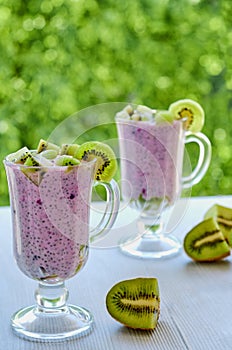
7 162 94 281
116 119 185 205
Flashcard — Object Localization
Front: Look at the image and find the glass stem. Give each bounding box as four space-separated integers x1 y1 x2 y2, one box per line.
35 282 69 313
138 215 164 239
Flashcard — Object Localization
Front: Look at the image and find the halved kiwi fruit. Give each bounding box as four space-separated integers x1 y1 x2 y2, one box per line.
75 141 117 182
168 99 205 132
183 217 230 262
106 277 160 330
204 204 232 247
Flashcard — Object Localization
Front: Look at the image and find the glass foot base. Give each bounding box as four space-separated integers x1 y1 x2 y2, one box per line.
11 304 94 342
120 234 181 259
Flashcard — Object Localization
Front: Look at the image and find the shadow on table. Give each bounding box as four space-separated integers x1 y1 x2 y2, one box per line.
184 259 231 272
114 320 187 348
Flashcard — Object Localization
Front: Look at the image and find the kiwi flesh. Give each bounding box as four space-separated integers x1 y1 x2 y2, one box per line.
204 204 232 247
183 217 230 262
106 277 160 330
168 99 205 132
55 155 80 166
75 141 117 182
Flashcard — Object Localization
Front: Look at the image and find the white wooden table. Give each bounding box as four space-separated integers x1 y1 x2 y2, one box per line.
1 196 232 350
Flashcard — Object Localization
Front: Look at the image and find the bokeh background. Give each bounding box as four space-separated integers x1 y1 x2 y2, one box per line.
1 0 232 205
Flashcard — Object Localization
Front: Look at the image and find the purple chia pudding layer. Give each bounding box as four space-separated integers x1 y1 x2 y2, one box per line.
6 161 94 281
116 118 184 207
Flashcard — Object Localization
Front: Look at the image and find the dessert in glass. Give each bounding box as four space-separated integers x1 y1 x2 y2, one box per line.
4 139 120 342
116 100 211 259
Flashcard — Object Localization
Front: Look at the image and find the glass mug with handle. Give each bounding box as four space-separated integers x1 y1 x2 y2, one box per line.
4 144 120 342
116 102 211 259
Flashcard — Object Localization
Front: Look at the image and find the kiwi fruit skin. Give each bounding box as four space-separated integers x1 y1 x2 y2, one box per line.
204 204 232 247
75 141 117 182
183 218 230 262
168 98 205 133
106 277 160 330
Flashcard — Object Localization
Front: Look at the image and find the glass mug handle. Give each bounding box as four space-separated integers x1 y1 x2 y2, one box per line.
89 179 120 243
182 131 212 189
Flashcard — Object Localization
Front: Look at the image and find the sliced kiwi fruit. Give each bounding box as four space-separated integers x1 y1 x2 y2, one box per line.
106 277 160 330
183 217 230 262
22 154 52 185
75 141 117 182
204 204 232 247
60 143 79 157
55 155 80 166
37 139 60 154
7 146 31 164
168 98 205 132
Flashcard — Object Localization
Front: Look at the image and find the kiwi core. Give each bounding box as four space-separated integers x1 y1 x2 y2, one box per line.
177 107 194 129
193 230 222 248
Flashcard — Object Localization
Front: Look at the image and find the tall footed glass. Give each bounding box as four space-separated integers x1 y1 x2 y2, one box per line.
116 116 211 259
4 157 120 342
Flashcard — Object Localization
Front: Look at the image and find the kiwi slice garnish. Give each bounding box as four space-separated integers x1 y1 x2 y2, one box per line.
204 204 232 247
75 141 117 182
168 98 205 132
106 277 160 330
183 217 230 262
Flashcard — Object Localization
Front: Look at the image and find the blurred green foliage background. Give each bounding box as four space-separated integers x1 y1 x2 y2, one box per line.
1 0 232 205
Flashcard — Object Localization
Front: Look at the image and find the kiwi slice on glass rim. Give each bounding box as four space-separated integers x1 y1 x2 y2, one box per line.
75 141 117 182
106 277 160 330
183 217 230 262
168 98 205 132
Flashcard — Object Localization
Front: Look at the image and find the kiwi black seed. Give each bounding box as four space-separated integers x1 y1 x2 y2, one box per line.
106 278 160 330
183 217 230 262
75 141 117 182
